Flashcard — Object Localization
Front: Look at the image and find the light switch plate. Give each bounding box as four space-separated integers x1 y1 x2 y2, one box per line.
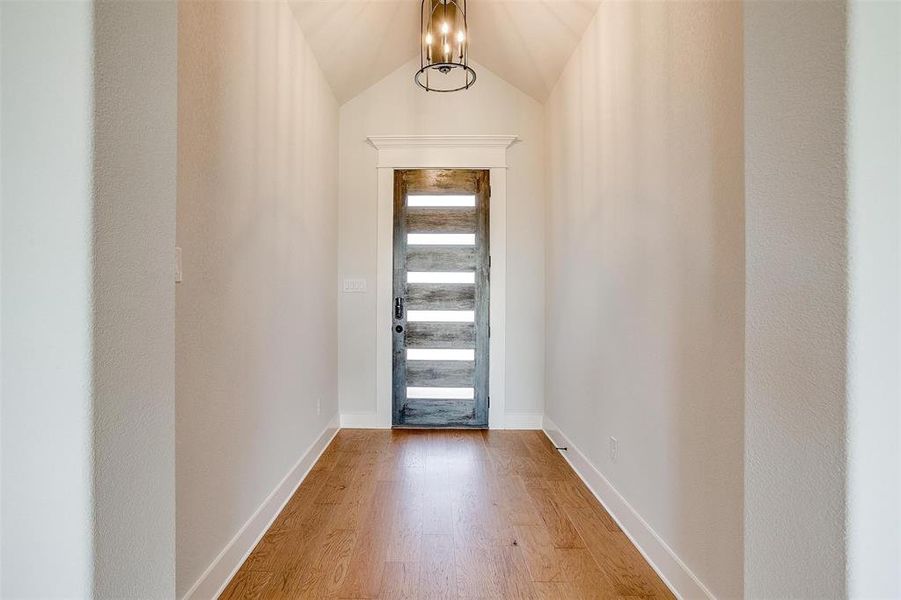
175 247 183 283
342 278 367 293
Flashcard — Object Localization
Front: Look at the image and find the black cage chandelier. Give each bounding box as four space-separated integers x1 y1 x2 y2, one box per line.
415 0 476 92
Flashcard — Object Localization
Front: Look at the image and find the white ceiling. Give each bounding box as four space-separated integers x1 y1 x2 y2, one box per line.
288 0 601 103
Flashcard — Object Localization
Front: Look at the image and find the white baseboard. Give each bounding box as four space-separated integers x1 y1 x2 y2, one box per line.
503 411 544 429
181 413 341 600
542 416 715 600
340 412 388 428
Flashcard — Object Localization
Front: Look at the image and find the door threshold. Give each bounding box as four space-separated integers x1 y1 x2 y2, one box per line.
391 425 488 430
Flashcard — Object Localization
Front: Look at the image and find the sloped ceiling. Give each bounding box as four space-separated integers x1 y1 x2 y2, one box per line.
288 0 601 103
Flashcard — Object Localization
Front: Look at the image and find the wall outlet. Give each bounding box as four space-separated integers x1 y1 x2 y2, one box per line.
609 436 618 463
342 278 367 293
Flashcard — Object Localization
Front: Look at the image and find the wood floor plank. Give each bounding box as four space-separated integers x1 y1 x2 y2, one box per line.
280 489 338 534
220 429 677 600
523 479 586 549
563 504 675 598
531 581 582 599
545 478 600 510
418 534 456 599
557 547 620 598
334 480 399 598
454 545 507 598
315 461 359 505
513 524 567 583
379 561 419 599
454 487 512 551
268 468 331 532
385 490 423 562
265 519 345 597
494 475 543 527
219 570 273 600
314 528 359 598
498 545 538 599
238 527 304 574
336 452 382 531
286 528 358 598
421 478 455 535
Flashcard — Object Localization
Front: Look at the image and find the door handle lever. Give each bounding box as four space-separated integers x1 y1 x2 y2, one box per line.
394 297 404 320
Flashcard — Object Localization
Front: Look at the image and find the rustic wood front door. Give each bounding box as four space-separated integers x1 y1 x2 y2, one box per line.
392 169 490 428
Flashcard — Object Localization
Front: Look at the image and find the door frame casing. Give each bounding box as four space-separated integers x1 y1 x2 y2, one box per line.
367 135 517 429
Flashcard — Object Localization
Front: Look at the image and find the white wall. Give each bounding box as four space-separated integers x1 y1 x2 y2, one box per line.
176 1 339 596
743 2 849 596
338 58 546 424
2 1 178 597
845 1 900 596
544 2 745 598
1 3 96 595
0 7 4 593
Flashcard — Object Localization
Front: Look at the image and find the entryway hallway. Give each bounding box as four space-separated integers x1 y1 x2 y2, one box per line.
222 430 673 599
4 1 899 598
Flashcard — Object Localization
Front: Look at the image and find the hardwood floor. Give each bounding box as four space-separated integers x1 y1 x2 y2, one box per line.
220 429 675 599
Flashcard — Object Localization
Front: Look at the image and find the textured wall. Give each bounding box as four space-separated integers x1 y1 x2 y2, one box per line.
176 1 339 596
337 58 546 421
744 1 849 597
92 2 178 597
544 2 745 597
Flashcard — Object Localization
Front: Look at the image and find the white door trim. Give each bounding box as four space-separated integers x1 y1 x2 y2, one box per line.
368 134 517 429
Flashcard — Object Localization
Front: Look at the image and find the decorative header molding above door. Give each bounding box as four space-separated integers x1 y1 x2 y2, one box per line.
366 135 518 168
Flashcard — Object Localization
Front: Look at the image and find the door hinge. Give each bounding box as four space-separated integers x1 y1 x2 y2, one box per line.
488 396 491 408
489 325 491 338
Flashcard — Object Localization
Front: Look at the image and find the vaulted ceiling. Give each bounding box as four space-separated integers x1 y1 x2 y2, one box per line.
288 0 601 103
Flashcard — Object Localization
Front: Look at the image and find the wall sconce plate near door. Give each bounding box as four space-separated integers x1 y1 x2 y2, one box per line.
416 0 476 92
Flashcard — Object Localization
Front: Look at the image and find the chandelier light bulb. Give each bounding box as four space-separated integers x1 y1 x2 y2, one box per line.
457 31 465 43
444 43 451 55
441 22 450 34
426 33 433 45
